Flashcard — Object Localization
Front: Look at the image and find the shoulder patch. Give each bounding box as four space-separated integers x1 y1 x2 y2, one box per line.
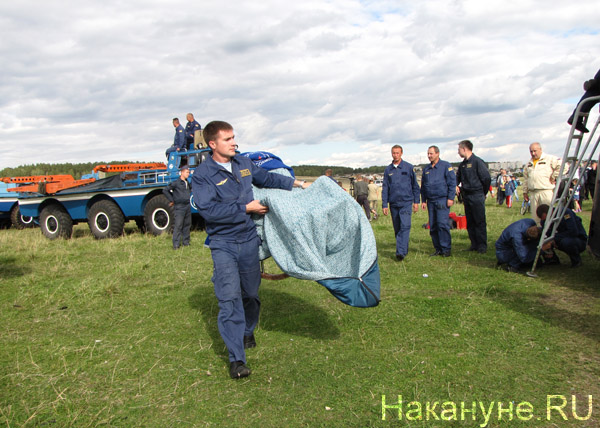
448 167 453 171
217 178 228 186
240 169 251 177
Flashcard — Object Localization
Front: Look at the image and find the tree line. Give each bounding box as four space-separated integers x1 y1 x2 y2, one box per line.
1 160 487 181
290 164 389 177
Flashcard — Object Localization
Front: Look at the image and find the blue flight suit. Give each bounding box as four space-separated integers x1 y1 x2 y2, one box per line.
166 124 187 157
421 159 456 254
382 160 420 258
191 155 294 364
185 120 201 150
543 208 587 266
495 218 538 268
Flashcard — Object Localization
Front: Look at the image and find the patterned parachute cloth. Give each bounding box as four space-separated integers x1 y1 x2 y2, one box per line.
251 169 380 308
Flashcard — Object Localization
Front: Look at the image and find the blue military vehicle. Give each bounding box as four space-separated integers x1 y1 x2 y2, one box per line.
16 150 206 239
1 182 36 229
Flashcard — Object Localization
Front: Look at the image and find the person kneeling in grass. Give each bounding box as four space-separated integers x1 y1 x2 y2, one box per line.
495 218 541 273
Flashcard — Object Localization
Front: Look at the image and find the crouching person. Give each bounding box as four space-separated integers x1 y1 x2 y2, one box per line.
536 204 587 268
495 218 541 273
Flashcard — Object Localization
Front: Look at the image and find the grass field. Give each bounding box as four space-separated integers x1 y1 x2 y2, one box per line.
1 198 599 427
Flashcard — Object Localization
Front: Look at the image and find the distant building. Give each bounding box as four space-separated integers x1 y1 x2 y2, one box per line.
488 161 524 172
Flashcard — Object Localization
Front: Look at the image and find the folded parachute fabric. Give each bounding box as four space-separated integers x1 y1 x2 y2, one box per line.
241 151 295 177
252 171 380 308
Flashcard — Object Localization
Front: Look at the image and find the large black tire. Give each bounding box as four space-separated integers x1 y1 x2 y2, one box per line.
144 195 173 236
88 200 125 239
10 204 35 229
40 204 73 240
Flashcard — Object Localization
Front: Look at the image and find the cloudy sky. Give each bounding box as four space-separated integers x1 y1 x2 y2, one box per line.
1 0 598 171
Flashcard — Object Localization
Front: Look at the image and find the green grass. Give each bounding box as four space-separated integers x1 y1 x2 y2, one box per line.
1 199 599 427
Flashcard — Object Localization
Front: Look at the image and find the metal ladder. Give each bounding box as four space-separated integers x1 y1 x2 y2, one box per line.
527 95 600 277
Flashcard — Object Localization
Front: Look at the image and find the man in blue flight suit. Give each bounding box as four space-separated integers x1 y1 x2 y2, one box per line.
536 204 588 267
166 117 187 157
495 218 541 272
185 113 202 150
420 145 456 257
456 140 491 253
382 145 420 261
191 121 309 379
162 165 191 249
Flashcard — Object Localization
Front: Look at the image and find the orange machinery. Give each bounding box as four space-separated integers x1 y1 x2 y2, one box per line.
1 163 166 195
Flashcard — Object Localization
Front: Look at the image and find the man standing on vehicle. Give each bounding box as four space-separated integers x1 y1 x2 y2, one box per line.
522 142 561 224
191 121 309 379
421 145 456 257
185 113 202 150
381 145 420 261
456 140 491 253
162 165 191 249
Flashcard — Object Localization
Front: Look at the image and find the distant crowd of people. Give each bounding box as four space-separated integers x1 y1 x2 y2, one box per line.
349 139 593 275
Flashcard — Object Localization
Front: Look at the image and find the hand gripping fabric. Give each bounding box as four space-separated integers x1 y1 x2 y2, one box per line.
252 171 380 308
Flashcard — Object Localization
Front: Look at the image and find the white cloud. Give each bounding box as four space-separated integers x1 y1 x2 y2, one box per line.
1 0 599 171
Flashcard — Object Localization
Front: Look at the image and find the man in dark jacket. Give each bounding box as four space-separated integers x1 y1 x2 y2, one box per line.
162 165 191 249
456 140 491 253
191 121 308 379
536 204 588 267
567 68 600 133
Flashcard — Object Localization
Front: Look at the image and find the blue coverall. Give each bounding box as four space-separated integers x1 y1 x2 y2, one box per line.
191 155 294 364
382 160 420 258
495 218 538 268
421 159 456 254
166 124 187 157
543 208 587 266
185 120 201 150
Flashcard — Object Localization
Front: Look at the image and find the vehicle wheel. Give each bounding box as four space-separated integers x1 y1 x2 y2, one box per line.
144 195 173 235
88 200 125 239
10 205 35 229
40 204 73 240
